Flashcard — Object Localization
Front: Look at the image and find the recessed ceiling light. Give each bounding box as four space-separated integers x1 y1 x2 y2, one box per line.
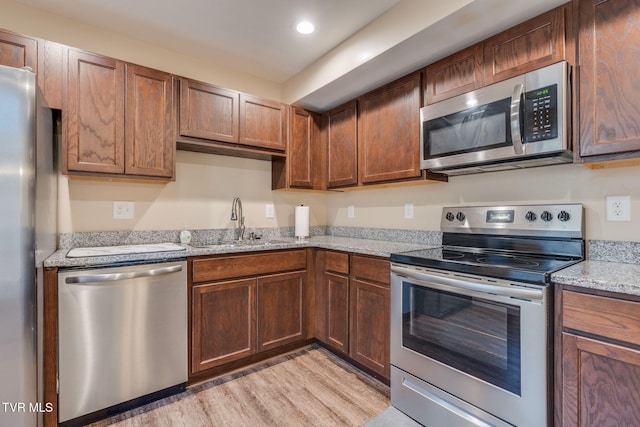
296 21 315 35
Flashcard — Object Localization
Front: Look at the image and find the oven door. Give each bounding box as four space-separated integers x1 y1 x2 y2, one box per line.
390 264 551 427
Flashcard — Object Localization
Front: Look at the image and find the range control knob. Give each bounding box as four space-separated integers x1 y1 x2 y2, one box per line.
445 212 455 222
456 212 466 222
558 210 571 222
541 211 553 222
525 211 537 222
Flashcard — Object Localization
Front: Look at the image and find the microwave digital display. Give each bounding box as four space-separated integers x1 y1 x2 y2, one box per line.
523 84 558 143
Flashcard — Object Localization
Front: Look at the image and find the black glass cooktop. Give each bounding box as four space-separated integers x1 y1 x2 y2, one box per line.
390 246 582 284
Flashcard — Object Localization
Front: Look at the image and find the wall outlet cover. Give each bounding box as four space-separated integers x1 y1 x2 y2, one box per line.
113 201 135 219
347 205 355 219
404 203 414 219
265 204 275 219
606 195 631 222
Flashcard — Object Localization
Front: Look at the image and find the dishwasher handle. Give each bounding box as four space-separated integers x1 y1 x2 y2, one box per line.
65 264 183 284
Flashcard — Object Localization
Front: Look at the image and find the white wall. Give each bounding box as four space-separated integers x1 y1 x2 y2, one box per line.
327 163 640 242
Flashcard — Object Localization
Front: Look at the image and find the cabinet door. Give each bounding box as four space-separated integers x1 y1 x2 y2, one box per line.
562 332 640 426
326 100 358 188
425 44 484 104
64 49 125 174
287 107 315 188
179 78 239 143
578 0 640 158
257 271 306 352
239 94 287 151
484 6 566 85
358 71 422 184
191 278 256 373
349 278 390 379
37 40 65 110
124 64 175 178
0 29 37 71
325 272 350 354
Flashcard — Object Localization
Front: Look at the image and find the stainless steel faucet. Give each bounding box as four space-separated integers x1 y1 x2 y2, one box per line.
231 197 245 241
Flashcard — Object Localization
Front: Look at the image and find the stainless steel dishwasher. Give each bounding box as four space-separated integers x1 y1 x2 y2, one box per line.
58 260 188 424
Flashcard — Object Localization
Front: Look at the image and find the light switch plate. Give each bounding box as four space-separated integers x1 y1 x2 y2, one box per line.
347 205 355 219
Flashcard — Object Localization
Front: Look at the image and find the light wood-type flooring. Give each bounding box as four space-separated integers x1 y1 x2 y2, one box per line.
87 345 390 426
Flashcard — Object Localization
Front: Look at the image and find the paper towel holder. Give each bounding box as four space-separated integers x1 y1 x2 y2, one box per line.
295 204 310 242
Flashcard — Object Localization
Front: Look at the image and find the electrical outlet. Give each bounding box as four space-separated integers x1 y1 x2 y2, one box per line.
265 204 275 219
404 203 414 219
347 205 355 219
606 196 631 222
113 201 134 219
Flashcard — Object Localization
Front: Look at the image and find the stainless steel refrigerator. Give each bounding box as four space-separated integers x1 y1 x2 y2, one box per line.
0 64 57 427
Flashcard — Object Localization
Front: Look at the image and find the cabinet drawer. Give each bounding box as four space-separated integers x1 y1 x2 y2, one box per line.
325 251 349 275
563 291 640 347
192 250 307 283
350 255 389 286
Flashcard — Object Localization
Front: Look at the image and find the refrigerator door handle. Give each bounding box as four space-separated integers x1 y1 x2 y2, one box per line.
65 264 183 284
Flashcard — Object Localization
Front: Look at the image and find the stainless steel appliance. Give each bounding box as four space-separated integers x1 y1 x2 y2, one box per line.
58 260 188 425
0 64 56 427
420 61 572 175
390 204 584 427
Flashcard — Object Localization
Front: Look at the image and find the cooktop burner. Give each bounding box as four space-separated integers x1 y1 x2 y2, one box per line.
390 204 585 284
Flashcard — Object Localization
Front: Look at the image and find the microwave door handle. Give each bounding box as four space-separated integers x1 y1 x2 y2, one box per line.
510 83 525 154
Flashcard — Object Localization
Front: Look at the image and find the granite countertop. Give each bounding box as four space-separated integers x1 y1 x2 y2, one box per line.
45 235 437 269
552 260 640 297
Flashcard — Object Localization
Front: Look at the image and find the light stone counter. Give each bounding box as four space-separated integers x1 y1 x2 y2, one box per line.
552 260 640 297
45 235 439 269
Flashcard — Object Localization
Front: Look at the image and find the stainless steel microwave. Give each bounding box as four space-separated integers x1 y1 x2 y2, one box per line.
420 61 572 176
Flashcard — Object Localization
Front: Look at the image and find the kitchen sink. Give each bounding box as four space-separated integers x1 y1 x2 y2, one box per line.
190 240 289 249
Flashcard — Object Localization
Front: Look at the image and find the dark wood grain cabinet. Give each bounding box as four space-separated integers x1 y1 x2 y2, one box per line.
315 251 350 354
272 107 324 190
424 4 571 104
63 49 175 179
425 44 484 105
326 100 358 188
349 255 390 379
190 250 307 376
239 94 288 151
558 288 640 426
178 78 239 143
358 71 422 184
192 278 256 372
483 5 569 85
0 28 37 71
577 0 640 162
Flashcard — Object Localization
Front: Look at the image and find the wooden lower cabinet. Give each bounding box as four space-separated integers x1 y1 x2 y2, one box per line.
559 288 640 426
190 250 307 377
192 278 256 372
257 271 306 352
349 267 390 379
315 250 390 381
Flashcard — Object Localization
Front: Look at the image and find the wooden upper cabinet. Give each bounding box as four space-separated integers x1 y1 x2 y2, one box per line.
125 64 175 178
284 107 318 189
64 49 126 175
358 71 422 184
239 94 287 151
326 100 358 188
578 0 640 159
0 29 37 71
484 6 567 85
425 44 484 104
37 40 65 110
64 49 175 179
178 78 239 143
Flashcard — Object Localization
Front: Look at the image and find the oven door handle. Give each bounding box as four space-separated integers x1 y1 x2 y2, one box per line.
391 265 544 301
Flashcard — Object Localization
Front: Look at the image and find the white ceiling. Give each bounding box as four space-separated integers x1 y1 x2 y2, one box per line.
17 0 569 111
17 0 400 83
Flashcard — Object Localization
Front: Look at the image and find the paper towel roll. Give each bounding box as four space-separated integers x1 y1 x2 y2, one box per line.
295 205 310 239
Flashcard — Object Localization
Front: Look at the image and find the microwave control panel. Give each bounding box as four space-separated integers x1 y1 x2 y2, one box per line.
523 84 558 143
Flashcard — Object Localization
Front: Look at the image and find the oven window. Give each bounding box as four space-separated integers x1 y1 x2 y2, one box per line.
423 97 512 159
402 282 521 395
